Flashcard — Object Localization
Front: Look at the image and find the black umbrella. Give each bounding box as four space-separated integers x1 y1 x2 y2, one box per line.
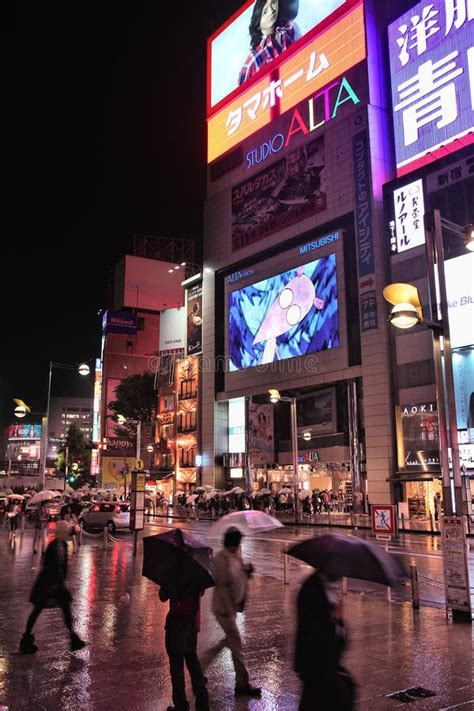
142 528 214 600
287 534 407 587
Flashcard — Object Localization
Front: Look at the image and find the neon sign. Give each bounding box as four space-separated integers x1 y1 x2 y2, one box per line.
245 75 360 170
208 2 366 163
388 0 474 177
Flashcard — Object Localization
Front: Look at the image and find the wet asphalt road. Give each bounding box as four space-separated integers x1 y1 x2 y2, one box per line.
0 519 473 711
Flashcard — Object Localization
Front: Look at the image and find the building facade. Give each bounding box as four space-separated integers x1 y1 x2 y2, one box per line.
200 0 474 517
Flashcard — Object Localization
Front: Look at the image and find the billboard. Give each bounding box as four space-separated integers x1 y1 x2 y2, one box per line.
208 1 366 162
208 0 348 112
232 135 326 251
297 387 337 435
444 253 474 350
102 310 137 335
388 0 474 177
228 253 339 370
248 402 274 466
186 282 203 356
8 424 42 440
452 348 474 437
159 307 186 353
396 402 440 472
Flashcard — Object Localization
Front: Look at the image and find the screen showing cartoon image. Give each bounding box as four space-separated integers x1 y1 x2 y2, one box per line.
228 253 339 370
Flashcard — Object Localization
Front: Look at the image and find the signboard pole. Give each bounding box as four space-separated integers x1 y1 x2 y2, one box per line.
441 517 472 623
130 470 146 557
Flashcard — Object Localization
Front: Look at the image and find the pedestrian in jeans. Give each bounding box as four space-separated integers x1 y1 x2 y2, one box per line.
159 586 209 711
19 521 86 654
201 528 261 698
33 501 49 554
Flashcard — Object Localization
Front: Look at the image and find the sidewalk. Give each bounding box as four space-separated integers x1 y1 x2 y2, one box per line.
0 529 473 710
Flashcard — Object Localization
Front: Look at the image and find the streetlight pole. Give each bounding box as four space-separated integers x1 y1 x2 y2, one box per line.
290 397 300 525
39 361 53 491
425 210 465 517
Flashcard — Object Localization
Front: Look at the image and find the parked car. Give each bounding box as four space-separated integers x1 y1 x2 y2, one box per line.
78 502 130 532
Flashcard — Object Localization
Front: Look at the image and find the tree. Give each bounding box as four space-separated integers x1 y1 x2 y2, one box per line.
56 423 95 490
108 372 157 444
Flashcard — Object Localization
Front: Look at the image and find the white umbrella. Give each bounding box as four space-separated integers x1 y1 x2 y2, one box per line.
278 487 292 495
204 491 218 501
28 490 58 506
7 494 25 500
209 510 283 540
256 488 272 496
299 490 312 500
249 491 259 498
230 487 245 495
186 494 199 504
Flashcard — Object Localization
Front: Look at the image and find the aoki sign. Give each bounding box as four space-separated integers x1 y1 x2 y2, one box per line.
388 0 474 176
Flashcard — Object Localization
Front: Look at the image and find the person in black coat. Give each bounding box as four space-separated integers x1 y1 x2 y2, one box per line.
19 521 86 654
294 572 355 710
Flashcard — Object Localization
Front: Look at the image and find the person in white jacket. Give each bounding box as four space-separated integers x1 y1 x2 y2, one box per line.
201 528 261 698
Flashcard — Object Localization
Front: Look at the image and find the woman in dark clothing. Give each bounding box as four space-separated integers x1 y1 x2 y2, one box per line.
294 572 355 710
19 521 86 654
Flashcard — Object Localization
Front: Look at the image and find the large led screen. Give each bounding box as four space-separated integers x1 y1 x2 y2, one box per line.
208 2 366 162
209 0 346 111
229 253 339 370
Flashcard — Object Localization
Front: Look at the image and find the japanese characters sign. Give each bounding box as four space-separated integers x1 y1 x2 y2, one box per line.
441 516 472 615
352 128 378 332
208 2 366 163
392 179 426 253
232 135 326 251
426 153 474 192
388 0 474 177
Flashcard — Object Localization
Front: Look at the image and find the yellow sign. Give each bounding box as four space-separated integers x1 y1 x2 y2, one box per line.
136 473 145 492
101 456 135 488
135 459 144 471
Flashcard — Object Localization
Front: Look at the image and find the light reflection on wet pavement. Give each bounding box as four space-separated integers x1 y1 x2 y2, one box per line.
0 520 473 710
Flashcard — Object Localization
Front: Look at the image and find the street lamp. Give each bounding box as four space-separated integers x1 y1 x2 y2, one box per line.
268 389 300 524
37 361 92 490
13 399 31 419
383 209 470 518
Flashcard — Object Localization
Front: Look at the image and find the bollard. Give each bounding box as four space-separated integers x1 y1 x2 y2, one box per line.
429 513 434 533
401 513 405 531
283 554 289 585
341 577 348 595
385 543 392 603
410 563 420 609
103 526 108 550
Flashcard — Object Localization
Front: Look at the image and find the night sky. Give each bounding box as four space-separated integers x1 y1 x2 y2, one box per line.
1 0 243 428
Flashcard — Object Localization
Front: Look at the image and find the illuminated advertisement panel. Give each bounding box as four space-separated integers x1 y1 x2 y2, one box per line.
208 2 366 162
92 357 102 444
232 135 326 251
229 253 339 370
388 0 474 177
444 253 474 350
208 0 348 113
8 424 42 440
391 179 426 254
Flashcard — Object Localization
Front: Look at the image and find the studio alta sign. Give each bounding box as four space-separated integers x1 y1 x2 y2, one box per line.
246 75 361 170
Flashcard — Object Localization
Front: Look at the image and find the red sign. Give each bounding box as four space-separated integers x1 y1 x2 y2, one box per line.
371 505 396 535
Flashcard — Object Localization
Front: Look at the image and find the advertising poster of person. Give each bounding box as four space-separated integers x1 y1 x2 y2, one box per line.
249 403 274 466
8 424 42 440
232 136 326 251
209 0 346 110
186 282 203 356
452 348 474 439
229 253 339 370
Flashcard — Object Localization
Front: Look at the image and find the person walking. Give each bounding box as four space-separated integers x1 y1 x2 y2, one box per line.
33 501 49 554
19 521 86 654
294 571 355 710
159 586 209 711
433 491 443 522
201 528 261 698
7 501 20 542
